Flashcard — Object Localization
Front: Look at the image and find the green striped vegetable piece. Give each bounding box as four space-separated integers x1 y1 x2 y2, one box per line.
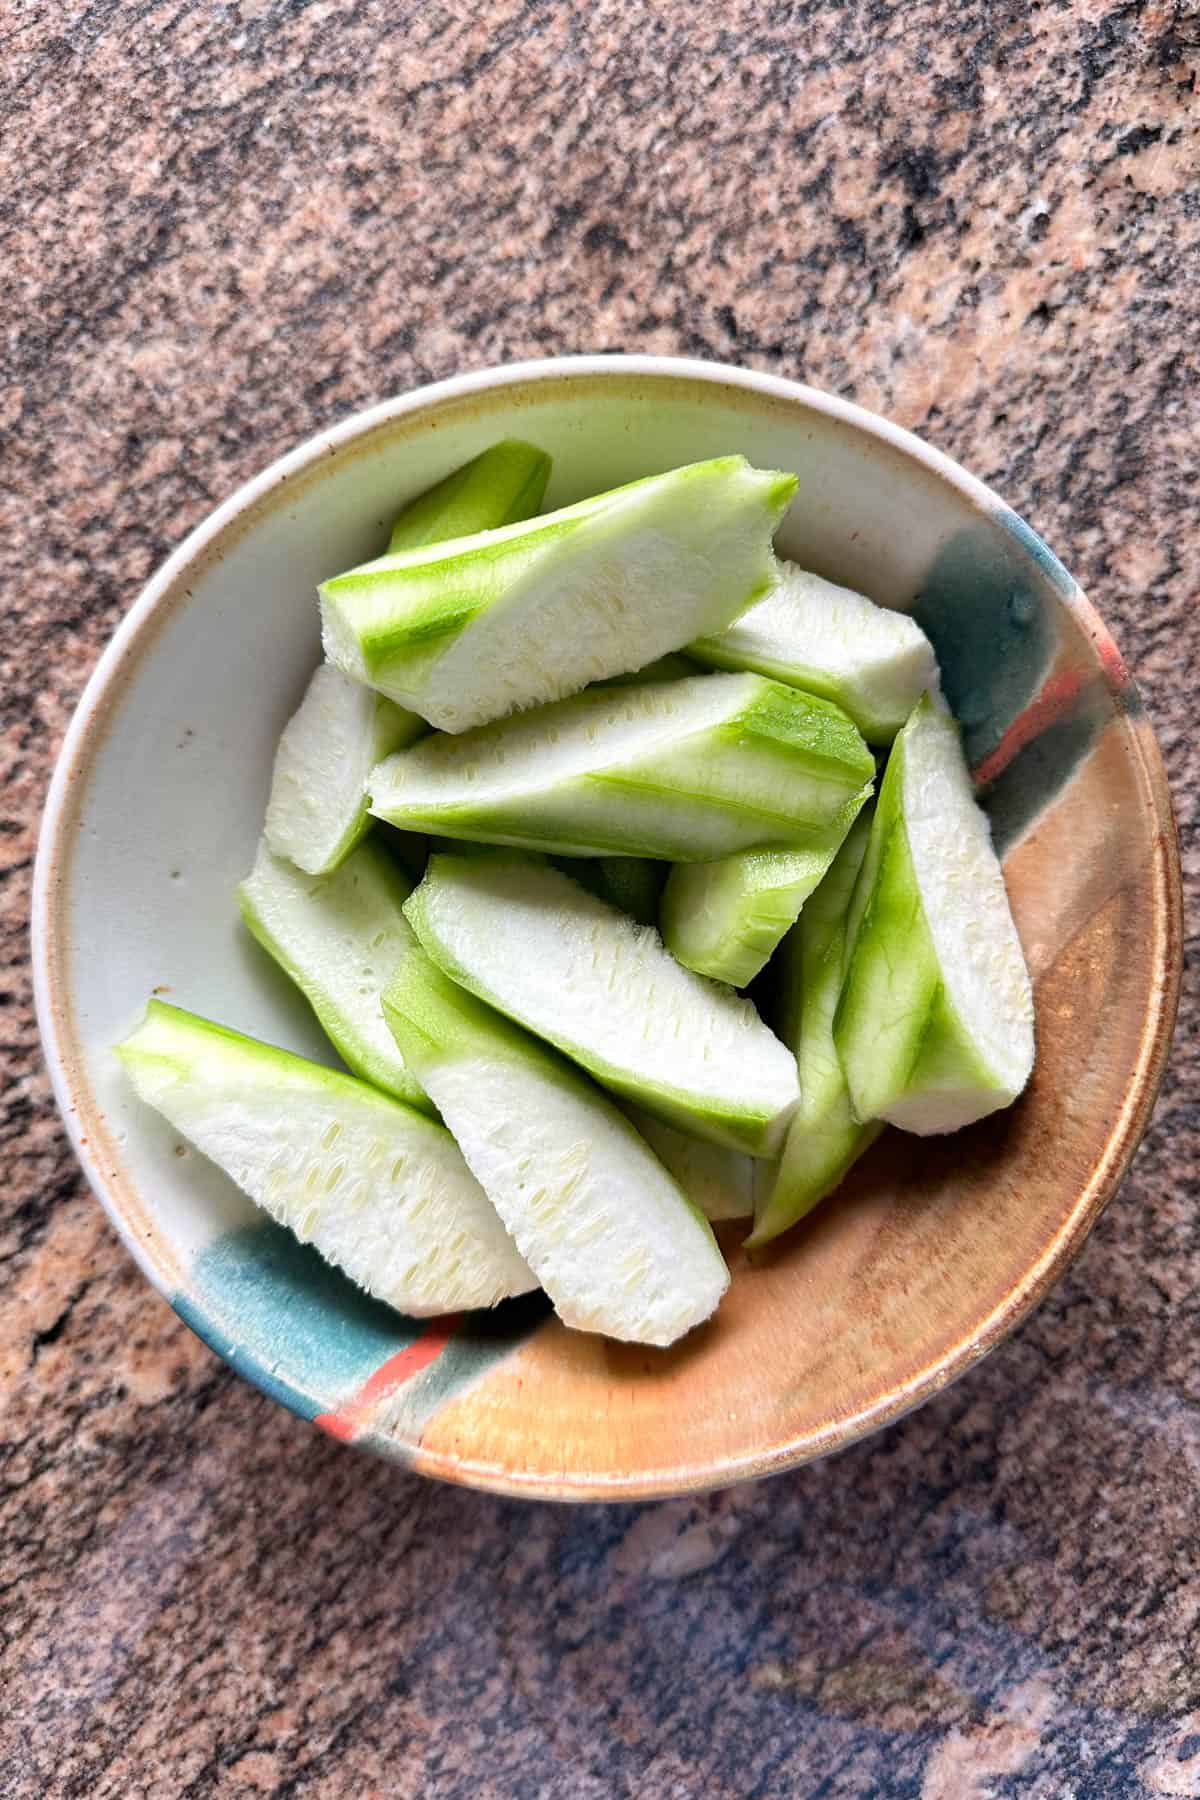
403 850 800 1155
117 1001 535 1314
835 697 1034 1134
388 438 551 553
266 441 551 875
382 947 728 1347
238 835 432 1111
690 561 941 745
659 789 870 988
264 664 424 876
369 671 875 862
321 457 796 732
748 808 881 1246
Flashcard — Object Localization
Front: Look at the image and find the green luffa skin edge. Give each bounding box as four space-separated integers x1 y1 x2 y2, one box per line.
382 946 729 1348
387 440 551 554
320 458 797 732
659 796 870 988
115 1001 535 1314
238 836 433 1113
834 697 1033 1134
402 851 800 1156
368 672 875 862
748 809 881 1247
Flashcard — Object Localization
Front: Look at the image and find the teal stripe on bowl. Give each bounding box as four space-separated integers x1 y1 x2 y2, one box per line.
994 506 1077 600
912 519 1056 769
174 1220 423 1422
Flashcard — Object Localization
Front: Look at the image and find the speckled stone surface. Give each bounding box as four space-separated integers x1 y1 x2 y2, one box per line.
2 1 1197 1794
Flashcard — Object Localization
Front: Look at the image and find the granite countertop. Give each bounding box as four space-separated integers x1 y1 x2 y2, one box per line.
2 2 1197 1794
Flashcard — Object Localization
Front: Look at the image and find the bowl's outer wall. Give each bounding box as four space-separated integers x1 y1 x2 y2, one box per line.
35 361 1181 1499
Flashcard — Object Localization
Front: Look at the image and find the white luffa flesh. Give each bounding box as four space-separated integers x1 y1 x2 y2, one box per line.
238 837 429 1110
404 851 800 1154
691 562 940 743
321 457 796 731
117 1002 534 1313
368 672 875 861
622 1106 755 1221
424 1054 729 1346
265 663 423 874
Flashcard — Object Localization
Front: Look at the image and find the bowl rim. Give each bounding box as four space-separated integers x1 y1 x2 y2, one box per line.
31 353 1183 1500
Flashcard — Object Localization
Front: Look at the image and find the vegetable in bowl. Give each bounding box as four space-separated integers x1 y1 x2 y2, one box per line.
117 442 1032 1349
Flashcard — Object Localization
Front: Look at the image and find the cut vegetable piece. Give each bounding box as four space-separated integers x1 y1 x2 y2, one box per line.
403 850 799 1154
382 949 728 1346
660 790 869 988
116 1001 535 1313
265 663 424 875
621 1106 755 1221
321 457 797 731
835 697 1035 1134
748 809 881 1247
238 836 431 1111
559 855 664 927
266 445 547 874
690 561 941 745
369 672 875 862
387 438 551 554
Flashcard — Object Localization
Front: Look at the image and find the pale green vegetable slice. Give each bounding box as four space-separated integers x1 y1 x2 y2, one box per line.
690 561 940 745
387 438 551 553
369 672 875 862
321 457 796 732
659 791 870 988
403 850 799 1154
835 697 1035 1133
382 949 728 1346
237 836 432 1112
621 1106 754 1221
265 663 424 875
265 442 549 874
747 809 881 1247
116 1001 535 1314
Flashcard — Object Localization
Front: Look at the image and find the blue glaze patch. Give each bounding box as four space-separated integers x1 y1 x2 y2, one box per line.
912 523 1057 769
175 1220 422 1421
1121 677 1145 717
995 506 1077 600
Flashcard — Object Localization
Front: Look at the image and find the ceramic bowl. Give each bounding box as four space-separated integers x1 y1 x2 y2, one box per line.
33 356 1181 1500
